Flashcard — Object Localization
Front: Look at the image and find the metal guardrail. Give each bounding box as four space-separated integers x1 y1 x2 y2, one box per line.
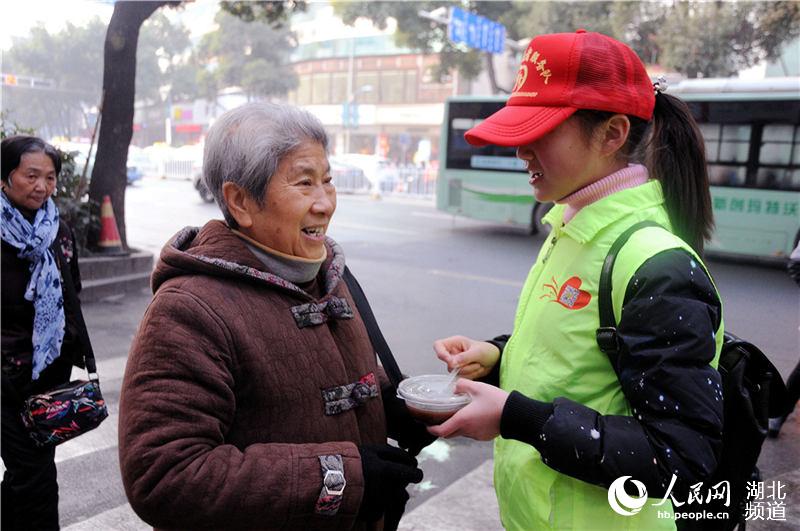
334 166 437 197
377 166 437 196
163 160 195 180
332 168 372 194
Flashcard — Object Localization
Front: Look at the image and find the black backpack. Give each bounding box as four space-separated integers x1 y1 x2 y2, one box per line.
595 221 789 531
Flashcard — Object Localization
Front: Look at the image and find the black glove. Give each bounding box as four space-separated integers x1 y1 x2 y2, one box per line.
358 443 423 523
382 484 410 531
383 386 437 456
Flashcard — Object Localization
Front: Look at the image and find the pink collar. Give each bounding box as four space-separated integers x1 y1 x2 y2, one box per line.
558 164 649 223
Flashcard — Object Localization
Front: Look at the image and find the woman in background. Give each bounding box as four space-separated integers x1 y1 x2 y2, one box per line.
2 135 87 530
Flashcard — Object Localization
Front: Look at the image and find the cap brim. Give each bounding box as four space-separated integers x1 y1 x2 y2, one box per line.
464 105 578 147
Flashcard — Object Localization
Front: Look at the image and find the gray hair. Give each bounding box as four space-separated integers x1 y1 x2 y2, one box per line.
203 102 329 227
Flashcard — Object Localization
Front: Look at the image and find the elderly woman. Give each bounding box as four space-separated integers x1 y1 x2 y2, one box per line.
2 135 87 530
119 103 432 530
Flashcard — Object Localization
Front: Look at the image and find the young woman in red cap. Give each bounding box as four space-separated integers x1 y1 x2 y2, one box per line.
430 30 723 530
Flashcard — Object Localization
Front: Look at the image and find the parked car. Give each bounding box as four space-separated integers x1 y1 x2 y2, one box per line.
125 146 154 185
328 156 371 193
335 153 399 193
126 166 143 185
193 173 215 203
54 141 150 185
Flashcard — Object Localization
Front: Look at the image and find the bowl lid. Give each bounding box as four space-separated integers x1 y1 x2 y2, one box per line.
397 374 471 407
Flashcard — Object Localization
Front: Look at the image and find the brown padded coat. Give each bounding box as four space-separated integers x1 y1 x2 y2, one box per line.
119 221 388 530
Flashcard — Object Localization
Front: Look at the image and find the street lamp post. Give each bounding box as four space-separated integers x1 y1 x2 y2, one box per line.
159 84 173 146
343 84 372 154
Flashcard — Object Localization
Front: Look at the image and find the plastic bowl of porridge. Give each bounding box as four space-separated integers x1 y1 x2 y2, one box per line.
397 375 472 425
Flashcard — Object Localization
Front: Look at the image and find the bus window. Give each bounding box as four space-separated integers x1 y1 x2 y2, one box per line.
757 125 799 190
699 123 720 161
719 125 751 163
755 168 797 190
708 164 746 187
701 123 750 165
446 121 519 171
790 169 800 190
759 125 796 166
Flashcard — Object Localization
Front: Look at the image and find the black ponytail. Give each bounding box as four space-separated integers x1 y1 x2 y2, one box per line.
574 94 714 254
646 92 713 254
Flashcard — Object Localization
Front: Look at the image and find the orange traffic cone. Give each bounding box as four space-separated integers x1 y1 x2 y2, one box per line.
97 195 124 253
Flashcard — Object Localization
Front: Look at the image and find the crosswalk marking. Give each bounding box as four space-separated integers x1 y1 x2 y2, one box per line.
63 502 148 531
55 407 119 464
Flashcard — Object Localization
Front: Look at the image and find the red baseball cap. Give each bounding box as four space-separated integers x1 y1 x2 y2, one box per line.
465 29 655 147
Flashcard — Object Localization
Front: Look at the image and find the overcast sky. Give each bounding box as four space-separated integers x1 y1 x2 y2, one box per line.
0 0 218 51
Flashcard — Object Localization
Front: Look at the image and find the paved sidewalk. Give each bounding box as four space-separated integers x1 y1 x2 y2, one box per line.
400 460 501 531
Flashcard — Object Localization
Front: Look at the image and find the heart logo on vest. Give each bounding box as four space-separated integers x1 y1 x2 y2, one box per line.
540 275 591 310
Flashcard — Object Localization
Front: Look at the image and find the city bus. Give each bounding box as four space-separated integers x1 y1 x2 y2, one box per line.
436 78 800 263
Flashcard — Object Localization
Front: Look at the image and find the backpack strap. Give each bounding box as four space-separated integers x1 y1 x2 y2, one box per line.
596 220 664 370
342 266 404 388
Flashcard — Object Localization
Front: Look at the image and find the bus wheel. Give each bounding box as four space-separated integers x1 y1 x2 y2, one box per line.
531 202 554 235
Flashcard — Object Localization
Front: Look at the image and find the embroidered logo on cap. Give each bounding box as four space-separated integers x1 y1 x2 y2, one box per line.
512 48 553 99
512 64 529 93
522 49 552 84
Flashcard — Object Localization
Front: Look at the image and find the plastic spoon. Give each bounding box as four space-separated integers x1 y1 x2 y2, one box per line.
445 366 460 393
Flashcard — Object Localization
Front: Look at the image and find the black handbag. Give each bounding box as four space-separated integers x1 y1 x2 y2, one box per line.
21 376 108 447
18 249 108 447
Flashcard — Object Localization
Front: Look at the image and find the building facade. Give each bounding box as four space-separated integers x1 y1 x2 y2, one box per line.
287 4 457 164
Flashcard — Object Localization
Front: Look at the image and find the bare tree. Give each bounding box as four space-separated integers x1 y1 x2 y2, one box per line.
89 1 176 249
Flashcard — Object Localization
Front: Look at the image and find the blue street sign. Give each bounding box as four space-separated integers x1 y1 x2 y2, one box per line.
493 24 506 54
480 18 491 51
448 7 468 44
341 102 359 129
466 12 480 49
448 7 506 54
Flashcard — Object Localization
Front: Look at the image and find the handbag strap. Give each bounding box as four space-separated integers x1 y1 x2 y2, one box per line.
55 244 99 379
342 266 404 388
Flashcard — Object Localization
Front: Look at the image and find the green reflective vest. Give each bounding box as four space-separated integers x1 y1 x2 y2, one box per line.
495 181 724 530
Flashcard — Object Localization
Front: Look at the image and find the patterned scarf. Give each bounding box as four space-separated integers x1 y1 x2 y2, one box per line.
1 192 65 380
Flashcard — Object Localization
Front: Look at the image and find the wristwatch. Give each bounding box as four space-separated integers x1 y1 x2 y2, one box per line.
315 455 346 516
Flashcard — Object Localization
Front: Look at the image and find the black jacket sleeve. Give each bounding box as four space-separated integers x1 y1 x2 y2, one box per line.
476 334 510 387
500 249 723 498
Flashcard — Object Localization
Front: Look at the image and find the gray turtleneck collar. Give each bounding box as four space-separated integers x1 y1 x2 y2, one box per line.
233 230 326 285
